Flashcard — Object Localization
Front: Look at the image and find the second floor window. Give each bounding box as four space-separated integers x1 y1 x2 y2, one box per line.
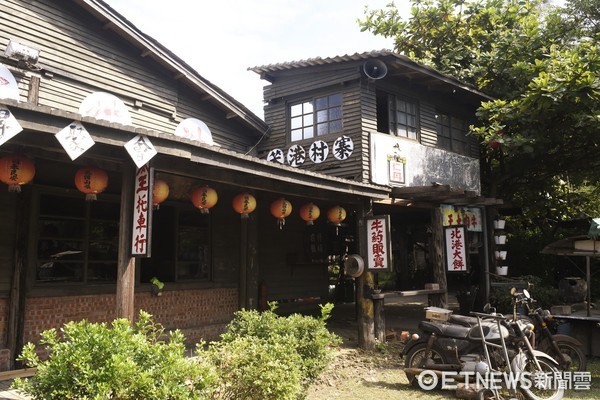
376 91 419 140
290 93 342 142
437 113 470 156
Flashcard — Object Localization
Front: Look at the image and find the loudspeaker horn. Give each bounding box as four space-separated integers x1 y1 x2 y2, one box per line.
363 59 388 80
344 254 365 278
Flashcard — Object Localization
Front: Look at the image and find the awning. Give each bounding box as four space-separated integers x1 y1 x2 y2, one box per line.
384 184 503 207
541 236 600 258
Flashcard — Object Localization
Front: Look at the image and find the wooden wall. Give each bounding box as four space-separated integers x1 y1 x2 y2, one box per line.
0 192 18 293
1 0 260 153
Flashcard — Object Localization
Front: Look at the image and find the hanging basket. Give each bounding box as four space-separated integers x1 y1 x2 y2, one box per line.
493 219 506 230
495 235 507 245
494 250 507 260
496 266 508 276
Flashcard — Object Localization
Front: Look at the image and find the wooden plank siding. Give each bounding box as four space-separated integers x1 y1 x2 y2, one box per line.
1 0 259 152
0 192 18 292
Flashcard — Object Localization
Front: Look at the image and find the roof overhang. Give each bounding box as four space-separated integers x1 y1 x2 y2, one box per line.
380 185 503 208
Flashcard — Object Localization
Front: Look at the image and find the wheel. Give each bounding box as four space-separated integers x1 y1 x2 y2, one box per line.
548 340 587 372
403 342 447 388
519 357 564 400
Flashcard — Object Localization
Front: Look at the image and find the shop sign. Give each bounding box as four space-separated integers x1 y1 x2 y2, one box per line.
0 107 22 147
131 165 153 257
55 121 95 160
366 215 392 272
445 226 467 272
125 135 157 168
441 204 482 232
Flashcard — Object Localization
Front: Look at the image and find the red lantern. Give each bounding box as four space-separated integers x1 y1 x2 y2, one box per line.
327 205 346 235
299 202 320 225
232 192 256 219
270 198 292 229
74 167 108 201
152 179 169 209
0 154 35 192
191 185 218 214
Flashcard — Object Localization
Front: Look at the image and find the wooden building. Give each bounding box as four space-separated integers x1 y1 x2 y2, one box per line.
0 0 390 370
251 51 502 310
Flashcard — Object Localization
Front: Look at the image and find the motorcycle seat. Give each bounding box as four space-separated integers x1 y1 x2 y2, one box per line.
449 314 478 327
419 320 470 339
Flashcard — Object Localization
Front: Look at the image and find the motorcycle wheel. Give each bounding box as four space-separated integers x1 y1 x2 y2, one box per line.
547 340 587 372
519 357 564 400
404 342 447 388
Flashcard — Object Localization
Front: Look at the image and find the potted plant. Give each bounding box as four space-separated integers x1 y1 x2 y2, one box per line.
150 277 164 296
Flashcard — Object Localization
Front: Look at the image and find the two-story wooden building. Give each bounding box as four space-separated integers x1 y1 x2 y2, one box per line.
251 51 501 308
0 0 391 370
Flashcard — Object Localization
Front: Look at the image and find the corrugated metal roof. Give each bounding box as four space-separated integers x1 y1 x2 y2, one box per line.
250 49 493 101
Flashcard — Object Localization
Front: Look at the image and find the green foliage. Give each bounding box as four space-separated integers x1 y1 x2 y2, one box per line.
12 311 217 400
220 303 340 381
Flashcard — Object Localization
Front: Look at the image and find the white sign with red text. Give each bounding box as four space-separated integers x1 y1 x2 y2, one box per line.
131 165 153 257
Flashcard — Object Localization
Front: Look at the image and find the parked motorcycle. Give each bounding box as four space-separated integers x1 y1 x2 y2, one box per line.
448 289 586 372
402 294 564 400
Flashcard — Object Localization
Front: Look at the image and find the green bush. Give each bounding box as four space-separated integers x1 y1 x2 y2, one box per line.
13 311 217 400
220 302 341 382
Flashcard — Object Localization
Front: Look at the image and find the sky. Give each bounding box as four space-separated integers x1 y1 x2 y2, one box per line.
104 0 411 119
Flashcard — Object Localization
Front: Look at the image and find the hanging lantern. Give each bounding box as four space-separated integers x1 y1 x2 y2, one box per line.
0 154 35 193
152 179 169 209
74 166 108 201
232 192 256 219
270 198 292 229
299 202 320 225
327 205 347 235
191 185 218 214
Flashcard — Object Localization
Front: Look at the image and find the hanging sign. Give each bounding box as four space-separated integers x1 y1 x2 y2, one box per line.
445 226 467 272
0 64 20 102
131 165 153 257
124 135 157 168
366 215 392 272
0 107 22 147
174 118 215 145
267 148 285 164
333 135 353 160
441 204 482 232
55 121 95 160
79 91 132 125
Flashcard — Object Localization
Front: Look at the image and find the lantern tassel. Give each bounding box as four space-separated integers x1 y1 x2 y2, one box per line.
241 214 249 220
8 184 21 193
85 193 97 201
200 208 210 214
277 218 285 229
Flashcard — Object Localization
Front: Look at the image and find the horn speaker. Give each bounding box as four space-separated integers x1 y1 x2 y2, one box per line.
363 59 388 80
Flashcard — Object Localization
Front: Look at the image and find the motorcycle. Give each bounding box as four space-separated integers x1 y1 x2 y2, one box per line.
402 293 564 400
448 289 586 372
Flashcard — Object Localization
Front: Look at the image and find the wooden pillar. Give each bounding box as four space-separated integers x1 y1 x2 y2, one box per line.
239 217 248 309
116 165 135 321
7 188 31 369
431 207 448 308
357 199 375 350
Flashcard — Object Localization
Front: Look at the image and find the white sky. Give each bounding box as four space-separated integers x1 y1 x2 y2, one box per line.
104 0 410 119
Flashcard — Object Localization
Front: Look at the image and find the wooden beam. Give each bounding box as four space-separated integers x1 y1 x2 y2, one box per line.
430 208 448 308
225 112 237 119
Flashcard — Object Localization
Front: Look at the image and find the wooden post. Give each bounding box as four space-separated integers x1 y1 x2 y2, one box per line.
373 293 385 343
239 217 248 309
357 199 375 350
431 207 448 308
116 165 135 321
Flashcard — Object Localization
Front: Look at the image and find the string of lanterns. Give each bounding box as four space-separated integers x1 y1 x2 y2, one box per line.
0 158 346 229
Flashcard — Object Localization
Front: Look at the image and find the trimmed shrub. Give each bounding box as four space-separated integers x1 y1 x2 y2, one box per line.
13 311 217 400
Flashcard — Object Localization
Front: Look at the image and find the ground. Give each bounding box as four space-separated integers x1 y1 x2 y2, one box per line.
306 341 600 400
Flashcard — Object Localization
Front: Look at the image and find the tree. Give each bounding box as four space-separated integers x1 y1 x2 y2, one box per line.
359 0 600 229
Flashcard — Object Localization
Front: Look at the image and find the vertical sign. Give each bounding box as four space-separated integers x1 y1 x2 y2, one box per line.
366 215 392 272
131 165 153 257
445 226 467 272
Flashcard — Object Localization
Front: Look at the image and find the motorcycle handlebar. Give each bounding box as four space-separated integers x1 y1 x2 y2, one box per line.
469 311 507 320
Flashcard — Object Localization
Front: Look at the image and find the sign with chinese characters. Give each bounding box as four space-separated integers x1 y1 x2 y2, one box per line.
441 204 482 232
0 107 22 147
287 144 306 167
267 148 285 164
265 134 353 167
55 121 95 160
125 135 157 168
389 159 405 184
0 64 20 101
366 215 392 272
309 140 329 163
131 165 153 257
174 118 215 145
333 135 353 160
445 226 467 272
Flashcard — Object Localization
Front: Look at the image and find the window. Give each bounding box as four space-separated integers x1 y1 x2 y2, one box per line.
376 91 419 140
437 113 470 155
290 93 342 142
140 205 210 283
37 193 119 283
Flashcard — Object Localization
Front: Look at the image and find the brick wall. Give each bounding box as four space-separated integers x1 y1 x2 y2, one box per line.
0 288 237 371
